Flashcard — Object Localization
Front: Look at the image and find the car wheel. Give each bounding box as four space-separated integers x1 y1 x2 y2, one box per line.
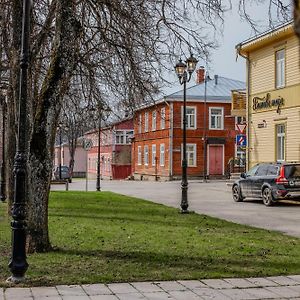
232 185 244 202
262 187 274 206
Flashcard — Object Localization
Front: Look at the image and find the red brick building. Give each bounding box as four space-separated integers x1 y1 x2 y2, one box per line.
85 118 133 180
132 74 245 180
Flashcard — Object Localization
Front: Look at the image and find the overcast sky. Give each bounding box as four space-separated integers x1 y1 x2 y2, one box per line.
162 1 291 95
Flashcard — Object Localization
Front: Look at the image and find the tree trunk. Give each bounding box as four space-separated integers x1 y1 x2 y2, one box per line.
26 0 81 253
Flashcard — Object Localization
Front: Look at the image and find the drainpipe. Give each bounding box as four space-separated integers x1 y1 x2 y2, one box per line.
163 98 173 179
236 44 250 171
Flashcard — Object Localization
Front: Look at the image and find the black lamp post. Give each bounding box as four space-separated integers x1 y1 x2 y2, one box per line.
96 109 101 192
175 54 198 213
59 126 62 180
8 0 31 282
0 94 6 202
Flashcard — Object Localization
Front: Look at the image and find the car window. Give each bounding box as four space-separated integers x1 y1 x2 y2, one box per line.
267 165 279 176
284 165 300 178
255 164 269 176
247 164 259 176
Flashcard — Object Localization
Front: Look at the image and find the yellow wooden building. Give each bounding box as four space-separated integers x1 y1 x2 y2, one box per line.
237 21 300 169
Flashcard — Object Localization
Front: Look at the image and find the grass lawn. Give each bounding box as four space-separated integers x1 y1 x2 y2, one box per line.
1 191 300 287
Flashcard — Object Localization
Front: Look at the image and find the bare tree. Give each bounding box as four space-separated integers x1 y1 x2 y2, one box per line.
0 0 294 253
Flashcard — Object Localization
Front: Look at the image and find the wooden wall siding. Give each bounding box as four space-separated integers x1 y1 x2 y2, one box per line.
286 35 300 86
249 34 300 95
134 103 171 137
133 138 171 177
249 106 300 167
133 100 236 178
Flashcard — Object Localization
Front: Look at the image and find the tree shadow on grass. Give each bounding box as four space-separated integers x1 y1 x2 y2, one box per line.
50 247 300 277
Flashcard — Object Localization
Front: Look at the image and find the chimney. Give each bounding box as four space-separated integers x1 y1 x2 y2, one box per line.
214 74 218 85
196 67 205 84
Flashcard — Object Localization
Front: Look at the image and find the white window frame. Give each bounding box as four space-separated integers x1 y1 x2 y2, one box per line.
160 144 165 166
144 112 149 132
152 144 156 166
181 106 196 129
137 146 142 165
138 114 142 134
160 107 166 129
276 49 285 89
209 107 224 130
181 143 197 167
276 124 285 162
115 130 133 145
144 145 149 166
152 110 156 131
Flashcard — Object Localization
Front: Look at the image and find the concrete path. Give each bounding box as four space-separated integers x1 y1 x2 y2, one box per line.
3 275 300 299
52 179 300 238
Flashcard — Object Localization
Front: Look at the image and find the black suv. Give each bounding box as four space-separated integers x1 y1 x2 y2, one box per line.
232 162 300 206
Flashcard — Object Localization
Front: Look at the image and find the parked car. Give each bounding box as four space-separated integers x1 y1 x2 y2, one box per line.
232 162 300 206
53 165 72 183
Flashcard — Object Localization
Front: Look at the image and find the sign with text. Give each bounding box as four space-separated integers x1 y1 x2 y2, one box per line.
252 93 284 111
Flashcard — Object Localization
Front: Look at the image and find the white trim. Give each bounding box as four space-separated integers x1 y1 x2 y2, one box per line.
160 107 166 129
152 110 157 131
160 143 165 166
207 144 225 175
181 105 197 129
181 143 197 167
137 146 142 166
144 112 149 132
152 144 156 166
144 145 149 166
209 107 224 130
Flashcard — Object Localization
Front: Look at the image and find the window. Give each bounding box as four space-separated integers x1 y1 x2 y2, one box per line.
276 49 285 88
267 165 279 176
125 130 133 144
152 144 156 166
182 106 196 129
160 107 166 129
115 131 125 144
247 164 259 176
144 112 149 132
160 144 165 166
209 107 224 130
144 145 149 166
138 114 142 134
235 146 246 167
182 144 197 167
115 130 133 144
152 110 156 131
276 124 285 161
137 146 142 165
255 164 269 176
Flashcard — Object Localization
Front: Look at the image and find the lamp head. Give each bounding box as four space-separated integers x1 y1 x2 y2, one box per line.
186 54 198 74
174 59 187 79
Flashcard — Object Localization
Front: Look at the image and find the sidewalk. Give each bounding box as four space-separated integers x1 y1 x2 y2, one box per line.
3 276 300 299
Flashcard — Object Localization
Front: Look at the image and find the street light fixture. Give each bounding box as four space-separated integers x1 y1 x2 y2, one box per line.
174 54 198 213
8 0 31 282
0 94 6 202
96 108 102 192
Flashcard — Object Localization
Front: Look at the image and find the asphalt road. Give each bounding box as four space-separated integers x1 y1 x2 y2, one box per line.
51 179 300 238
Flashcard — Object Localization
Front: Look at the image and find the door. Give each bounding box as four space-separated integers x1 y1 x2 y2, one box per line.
208 145 223 176
250 164 269 198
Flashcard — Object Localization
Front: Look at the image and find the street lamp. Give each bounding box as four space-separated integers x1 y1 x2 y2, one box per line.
174 54 198 213
8 0 31 282
0 94 6 202
96 108 102 192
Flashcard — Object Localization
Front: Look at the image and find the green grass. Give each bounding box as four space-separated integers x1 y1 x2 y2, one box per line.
1 191 300 287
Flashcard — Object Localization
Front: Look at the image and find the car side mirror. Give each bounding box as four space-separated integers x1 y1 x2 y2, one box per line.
240 172 247 179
